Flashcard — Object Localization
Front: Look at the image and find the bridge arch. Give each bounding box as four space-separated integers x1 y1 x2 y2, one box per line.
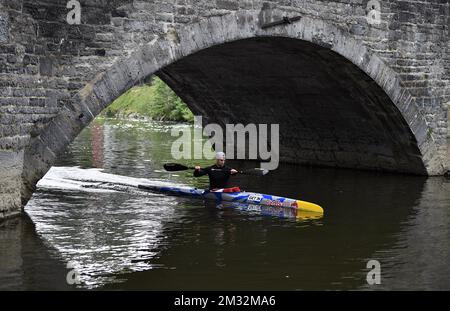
21 9 445 203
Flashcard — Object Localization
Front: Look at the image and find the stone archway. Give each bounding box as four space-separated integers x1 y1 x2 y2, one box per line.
21 9 445 205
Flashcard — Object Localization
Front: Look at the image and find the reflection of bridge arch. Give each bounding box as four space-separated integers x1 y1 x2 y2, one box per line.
90 122 104 168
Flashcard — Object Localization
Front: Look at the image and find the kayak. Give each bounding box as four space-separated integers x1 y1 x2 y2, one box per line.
137 184 324 214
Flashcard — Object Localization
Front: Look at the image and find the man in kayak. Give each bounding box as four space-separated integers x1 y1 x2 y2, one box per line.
194 152 239 190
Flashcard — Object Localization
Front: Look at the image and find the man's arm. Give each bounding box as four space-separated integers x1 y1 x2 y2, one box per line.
193 166 209 177
224 166 238 176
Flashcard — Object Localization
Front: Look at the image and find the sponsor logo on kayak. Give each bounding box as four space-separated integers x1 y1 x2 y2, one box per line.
247 194 263 203
171 116 279 170
262 199 284 207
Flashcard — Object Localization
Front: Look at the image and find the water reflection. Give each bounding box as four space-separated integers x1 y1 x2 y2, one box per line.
26 169 183 288
0 215 73 290
361 177 450 290
213 201 324 221
91 122 104 168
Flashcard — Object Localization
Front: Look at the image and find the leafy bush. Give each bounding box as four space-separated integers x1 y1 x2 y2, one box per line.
102 76 194 122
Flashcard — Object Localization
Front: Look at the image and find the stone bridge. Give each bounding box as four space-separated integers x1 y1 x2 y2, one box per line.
0 0 449 220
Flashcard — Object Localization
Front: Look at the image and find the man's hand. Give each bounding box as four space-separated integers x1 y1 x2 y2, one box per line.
195 166 201 170
230 169 238 175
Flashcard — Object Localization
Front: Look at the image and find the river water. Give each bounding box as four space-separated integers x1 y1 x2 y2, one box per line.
0 119 449 290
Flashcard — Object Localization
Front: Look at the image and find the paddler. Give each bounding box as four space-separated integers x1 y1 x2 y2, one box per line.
194 152 239 190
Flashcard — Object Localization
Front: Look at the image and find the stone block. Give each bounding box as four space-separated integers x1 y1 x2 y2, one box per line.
0 12 9 43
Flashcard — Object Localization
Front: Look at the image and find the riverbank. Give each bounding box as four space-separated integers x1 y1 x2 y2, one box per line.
101 77 194 122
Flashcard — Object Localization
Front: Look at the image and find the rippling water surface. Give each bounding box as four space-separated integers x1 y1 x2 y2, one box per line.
1 119 449 290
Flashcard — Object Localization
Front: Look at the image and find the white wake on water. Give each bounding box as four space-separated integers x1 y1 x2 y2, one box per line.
36 166 183 193
30 166 189 289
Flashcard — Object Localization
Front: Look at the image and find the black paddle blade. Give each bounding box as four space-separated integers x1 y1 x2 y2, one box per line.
163 163 189 171
240 168 269 176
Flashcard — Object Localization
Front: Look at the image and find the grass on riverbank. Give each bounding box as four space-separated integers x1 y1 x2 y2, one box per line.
101 77 194 122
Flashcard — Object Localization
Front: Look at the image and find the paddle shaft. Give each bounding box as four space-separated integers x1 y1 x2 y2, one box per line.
179 167 244 174
164 163 267 176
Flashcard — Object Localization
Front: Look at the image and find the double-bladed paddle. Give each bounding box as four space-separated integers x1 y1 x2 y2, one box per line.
163 163 269 176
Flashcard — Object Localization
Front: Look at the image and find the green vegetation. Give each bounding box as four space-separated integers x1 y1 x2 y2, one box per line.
102 77 194 122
